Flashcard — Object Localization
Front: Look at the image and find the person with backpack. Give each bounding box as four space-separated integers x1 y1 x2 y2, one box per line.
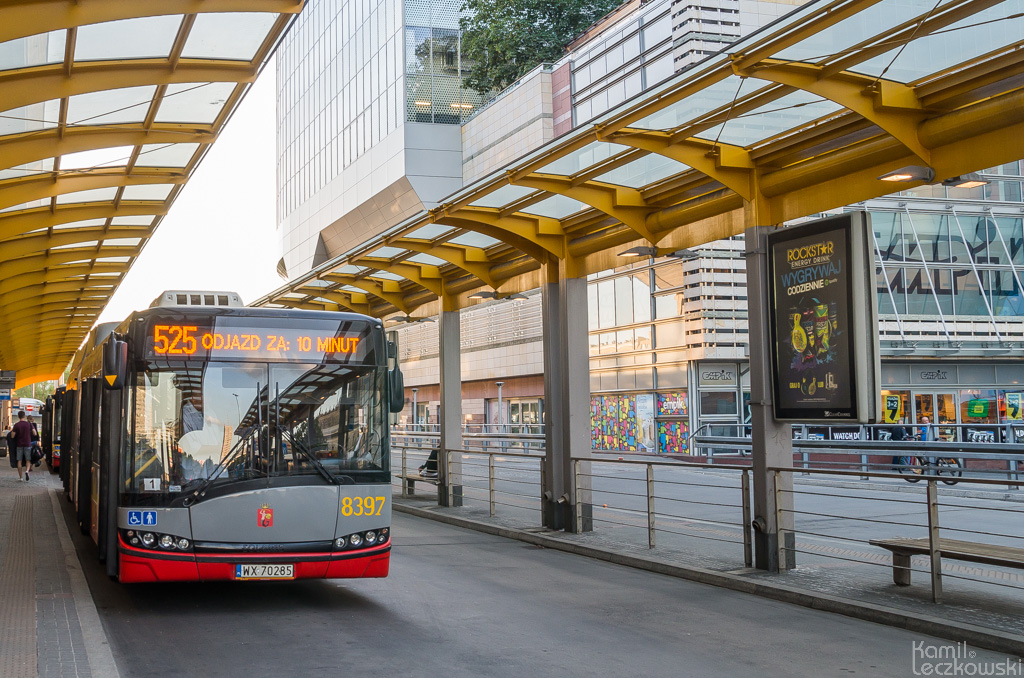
11 410 35 481
27 415 42 467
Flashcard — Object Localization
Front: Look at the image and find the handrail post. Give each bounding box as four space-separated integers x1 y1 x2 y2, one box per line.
774 470 787 571
574 459 582 535
1010 459 1019 490
927 479 943 604
445 449 452 507
860 453 869 480
742 469 752 568
646 463 655 549
401 447 407 498
539 459 546 524
489 453 496 517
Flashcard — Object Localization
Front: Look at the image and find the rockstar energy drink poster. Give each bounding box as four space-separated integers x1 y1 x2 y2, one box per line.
767 213 879 422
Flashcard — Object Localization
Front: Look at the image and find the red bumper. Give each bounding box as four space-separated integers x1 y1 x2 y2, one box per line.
117 536 390 583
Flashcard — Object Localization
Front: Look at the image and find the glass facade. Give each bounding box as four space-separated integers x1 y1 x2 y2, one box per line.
277 0 405 221
404 0 486 123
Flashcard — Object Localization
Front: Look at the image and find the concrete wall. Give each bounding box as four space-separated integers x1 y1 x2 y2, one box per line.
462 68 553 185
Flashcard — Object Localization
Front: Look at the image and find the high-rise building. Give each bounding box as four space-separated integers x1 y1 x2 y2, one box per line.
275 0 487 278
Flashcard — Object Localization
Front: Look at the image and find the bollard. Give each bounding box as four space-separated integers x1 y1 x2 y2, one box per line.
927 480 943 604
742 469 752 568
646 464 655 549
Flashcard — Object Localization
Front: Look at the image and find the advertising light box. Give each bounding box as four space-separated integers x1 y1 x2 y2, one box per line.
766 213 880 422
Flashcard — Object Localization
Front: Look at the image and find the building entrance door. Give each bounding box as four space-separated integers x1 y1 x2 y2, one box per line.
914 392 958 441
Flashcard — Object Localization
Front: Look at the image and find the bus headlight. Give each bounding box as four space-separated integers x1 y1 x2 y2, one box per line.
141 533 156 547
349 533 363 548
335 537 346 549
159 535 174 549
176 538 190 550
364 531 377 545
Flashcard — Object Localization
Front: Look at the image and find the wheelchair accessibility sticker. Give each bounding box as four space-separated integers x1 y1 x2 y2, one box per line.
127 510 157 527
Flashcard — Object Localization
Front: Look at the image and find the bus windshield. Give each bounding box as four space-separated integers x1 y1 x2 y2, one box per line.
126 360 388 493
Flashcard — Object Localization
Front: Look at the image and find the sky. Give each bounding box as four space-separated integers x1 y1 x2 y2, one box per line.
97 58 284 324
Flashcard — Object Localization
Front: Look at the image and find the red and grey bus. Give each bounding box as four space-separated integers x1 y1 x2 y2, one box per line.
59 292 404 583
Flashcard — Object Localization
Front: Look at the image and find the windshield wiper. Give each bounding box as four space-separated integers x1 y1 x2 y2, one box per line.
182 426 260 506
282 430 354 485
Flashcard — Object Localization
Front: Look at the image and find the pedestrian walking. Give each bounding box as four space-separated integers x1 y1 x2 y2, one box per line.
11 410 34 481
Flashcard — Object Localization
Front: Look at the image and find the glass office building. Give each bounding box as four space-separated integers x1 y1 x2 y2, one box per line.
276 0 485 278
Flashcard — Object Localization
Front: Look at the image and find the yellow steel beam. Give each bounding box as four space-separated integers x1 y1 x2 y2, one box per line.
0 264 123 296
0 203 162 241
0 0 304 44
510 172 661 243
437 207 564 260
2 290 110 318
0 127 212 176
0 225 150 262
734 60 931 163
0 246 136 281
383 238 501 288
0 171 183 211
602 131 755 200
317 275 410 314
348 258 444 297
0 61 257 113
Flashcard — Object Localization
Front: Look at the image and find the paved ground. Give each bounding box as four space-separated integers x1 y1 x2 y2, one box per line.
2 459 1020 677
0 464 117 678
393 454 1024 637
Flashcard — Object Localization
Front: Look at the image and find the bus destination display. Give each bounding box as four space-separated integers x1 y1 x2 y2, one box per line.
143 318 372 362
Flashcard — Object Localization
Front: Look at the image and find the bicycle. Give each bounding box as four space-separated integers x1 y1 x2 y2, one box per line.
896 455 963 485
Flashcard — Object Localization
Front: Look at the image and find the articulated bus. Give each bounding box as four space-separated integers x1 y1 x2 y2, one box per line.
58 292 405 583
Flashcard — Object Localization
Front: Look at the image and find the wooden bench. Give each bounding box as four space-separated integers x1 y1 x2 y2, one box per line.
870 537 1024 586
395 473 438 496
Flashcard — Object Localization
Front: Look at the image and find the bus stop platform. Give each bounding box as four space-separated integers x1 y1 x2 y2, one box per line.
0 464 118 678
393 484 1024 658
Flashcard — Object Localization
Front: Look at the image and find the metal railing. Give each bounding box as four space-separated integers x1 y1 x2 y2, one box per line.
572 456 752 566
691 427 1024 487
771 466 1024 606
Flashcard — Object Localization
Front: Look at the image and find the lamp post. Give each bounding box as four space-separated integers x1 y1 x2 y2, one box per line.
411 388 418 431
495 381 504 434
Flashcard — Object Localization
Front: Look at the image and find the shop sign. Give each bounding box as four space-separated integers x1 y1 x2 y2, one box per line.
698 364 737 386
766 213 880 422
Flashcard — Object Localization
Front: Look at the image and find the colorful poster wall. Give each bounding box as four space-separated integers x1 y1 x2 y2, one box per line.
591 392 690 454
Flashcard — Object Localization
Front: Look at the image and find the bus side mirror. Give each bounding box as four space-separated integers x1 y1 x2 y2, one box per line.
388 367 405 414
102 338 128 390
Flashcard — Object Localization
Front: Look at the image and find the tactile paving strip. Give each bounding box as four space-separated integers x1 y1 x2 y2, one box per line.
0 495 36 678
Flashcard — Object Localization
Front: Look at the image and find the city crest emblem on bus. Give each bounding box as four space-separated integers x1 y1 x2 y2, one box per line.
258 504 273 527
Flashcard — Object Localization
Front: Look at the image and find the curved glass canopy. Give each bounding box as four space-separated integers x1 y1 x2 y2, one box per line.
257 0 1024 326
0 1 303 385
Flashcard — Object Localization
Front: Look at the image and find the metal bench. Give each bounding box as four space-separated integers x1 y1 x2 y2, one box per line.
870 537 1024 586
395 473 438 496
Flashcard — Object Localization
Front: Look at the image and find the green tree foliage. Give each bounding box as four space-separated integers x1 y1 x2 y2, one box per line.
459 0 623 95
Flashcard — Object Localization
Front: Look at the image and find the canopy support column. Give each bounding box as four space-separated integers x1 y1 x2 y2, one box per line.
438 303 463 507
745 225 795 571
542 264 592 532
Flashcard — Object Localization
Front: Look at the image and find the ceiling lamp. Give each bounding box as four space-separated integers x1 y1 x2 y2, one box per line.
877 165 935 183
